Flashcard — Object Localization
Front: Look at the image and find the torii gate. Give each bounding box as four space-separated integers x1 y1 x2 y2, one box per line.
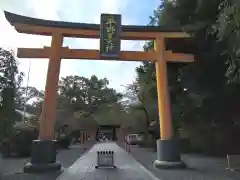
4 11 194 172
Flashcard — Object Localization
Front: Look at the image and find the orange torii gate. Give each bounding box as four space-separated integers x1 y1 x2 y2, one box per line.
4 11 194 172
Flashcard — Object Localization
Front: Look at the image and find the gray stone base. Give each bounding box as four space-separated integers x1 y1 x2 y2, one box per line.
95 165 117 169
23 140 62 173
153 159 186 169
154 139 186 169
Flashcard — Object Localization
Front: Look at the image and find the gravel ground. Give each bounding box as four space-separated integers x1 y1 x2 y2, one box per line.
0 143 94 180
128 146 240 180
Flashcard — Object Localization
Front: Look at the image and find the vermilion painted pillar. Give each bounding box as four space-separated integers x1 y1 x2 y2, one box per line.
39 33 63 140
24 33 63 173
153 37 185 169
154 37 173 140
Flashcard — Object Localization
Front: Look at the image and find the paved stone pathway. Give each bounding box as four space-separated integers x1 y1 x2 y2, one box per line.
57 142 160 180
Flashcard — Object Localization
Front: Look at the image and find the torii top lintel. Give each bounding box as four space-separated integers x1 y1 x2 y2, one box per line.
4 11 191 40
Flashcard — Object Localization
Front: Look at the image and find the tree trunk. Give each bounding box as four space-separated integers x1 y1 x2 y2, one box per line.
142 106 150 127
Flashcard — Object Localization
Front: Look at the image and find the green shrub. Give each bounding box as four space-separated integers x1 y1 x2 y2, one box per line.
0 125 38 157
56 134 72 149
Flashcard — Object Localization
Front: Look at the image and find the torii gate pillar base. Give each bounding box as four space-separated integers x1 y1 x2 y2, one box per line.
24 140 62 173
153 139 186 169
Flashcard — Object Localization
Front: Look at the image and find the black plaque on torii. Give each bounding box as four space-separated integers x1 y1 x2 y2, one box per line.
100 14 121 59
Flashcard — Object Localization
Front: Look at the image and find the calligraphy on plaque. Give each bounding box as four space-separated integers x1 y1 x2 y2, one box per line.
100 14 121 59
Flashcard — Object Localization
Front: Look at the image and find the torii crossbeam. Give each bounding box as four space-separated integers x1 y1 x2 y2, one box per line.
4 11 194 172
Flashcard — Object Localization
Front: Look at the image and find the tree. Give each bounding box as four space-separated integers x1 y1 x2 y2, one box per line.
141 0 225 125
0 48 23 139
21 75 125 130
56 75 123 127
214 0 240 83
124 77 157 127
93 102 126 126
15 86 44 110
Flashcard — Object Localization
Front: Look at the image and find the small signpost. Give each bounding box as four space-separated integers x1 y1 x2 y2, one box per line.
226 154 240 171
95 150 116 169
100 14 121 59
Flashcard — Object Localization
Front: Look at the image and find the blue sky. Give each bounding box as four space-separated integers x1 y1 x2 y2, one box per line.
0 0 160 92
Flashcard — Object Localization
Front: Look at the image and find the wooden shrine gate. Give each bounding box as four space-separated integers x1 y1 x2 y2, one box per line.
4 11 194 172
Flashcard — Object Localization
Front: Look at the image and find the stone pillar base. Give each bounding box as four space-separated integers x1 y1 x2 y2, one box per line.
24 140 62 173
153 139 186 169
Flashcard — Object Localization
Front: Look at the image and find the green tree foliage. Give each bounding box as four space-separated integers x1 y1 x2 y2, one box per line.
214 0 240 83
15 86 44 110
56 75 123 127
58 75 122 113
22 75 126 130
0 48 23 138
124 77 157 127
93 103 126 126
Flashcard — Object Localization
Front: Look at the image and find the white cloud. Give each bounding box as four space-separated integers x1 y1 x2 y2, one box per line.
0 0 80 88
29 0 61 20
0 0 151 92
